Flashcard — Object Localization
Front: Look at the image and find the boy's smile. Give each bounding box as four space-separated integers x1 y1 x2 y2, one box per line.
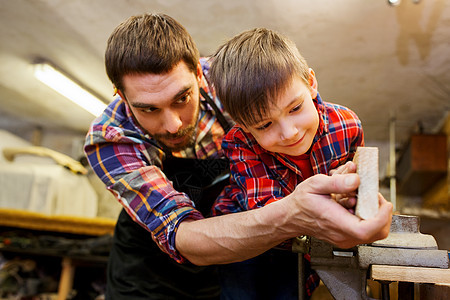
242 71 319 156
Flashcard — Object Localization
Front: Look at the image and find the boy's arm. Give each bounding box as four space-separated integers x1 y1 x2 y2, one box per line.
176 173 393 265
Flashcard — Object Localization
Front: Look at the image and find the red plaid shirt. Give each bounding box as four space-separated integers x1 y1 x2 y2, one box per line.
213 93 364 215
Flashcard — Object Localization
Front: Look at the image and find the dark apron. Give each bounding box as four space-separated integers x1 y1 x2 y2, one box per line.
106 157 229 300
106 89 232 299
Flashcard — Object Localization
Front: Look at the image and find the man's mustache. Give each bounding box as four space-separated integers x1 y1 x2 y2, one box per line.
153 125 195 140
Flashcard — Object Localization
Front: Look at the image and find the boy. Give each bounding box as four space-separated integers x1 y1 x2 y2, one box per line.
209 28 364 299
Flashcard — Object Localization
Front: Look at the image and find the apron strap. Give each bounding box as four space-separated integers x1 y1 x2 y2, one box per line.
200 88 233 133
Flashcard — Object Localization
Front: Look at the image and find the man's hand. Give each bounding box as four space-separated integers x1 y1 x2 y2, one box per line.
283 173 392 249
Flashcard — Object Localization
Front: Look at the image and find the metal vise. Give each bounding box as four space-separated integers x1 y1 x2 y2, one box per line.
295 214 449 300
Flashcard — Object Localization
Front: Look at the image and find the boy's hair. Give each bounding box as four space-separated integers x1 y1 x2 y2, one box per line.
105 13 200 92
210 28 310 127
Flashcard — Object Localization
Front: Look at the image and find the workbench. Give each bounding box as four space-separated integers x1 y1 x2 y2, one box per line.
304 214 450 300
0 208 116 299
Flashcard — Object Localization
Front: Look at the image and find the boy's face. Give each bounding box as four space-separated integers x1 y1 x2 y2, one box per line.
242 69 319 157
118 61 201 152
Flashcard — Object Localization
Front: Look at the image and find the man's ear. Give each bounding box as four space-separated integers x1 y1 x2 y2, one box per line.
117 89 126 101
196 62 203 83
308 68 318 99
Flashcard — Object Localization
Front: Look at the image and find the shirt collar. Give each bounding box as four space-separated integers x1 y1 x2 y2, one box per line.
198 72 215 113
314 92 329 139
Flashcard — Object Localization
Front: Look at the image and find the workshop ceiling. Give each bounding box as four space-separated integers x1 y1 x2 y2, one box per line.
1 0 449 145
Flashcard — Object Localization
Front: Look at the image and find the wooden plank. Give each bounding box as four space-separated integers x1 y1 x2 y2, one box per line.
0 208 116 236
353 147 379 219
371 265 450 284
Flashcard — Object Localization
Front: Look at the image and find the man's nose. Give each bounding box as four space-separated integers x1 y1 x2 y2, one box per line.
163 110 182 134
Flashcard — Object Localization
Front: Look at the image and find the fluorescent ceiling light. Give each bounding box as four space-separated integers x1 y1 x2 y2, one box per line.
388 0 401 5
33 62 107 116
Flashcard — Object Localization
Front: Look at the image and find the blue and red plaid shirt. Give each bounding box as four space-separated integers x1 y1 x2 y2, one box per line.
84 58 230 263
213 93 364 215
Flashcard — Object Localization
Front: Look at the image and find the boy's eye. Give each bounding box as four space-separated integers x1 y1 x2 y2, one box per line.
290 103 303 113
256 121 272 131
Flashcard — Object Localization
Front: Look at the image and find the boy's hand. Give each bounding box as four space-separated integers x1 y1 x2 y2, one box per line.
329 161 356 176
329 161 358 212
287 173 392 249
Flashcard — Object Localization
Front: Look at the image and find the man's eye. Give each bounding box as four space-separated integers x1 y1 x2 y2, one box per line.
176 93 190 104
142 107 158 113
256 122 272 131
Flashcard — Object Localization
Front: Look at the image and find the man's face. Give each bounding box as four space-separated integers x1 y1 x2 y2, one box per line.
119 61 201 152
242 73 319 156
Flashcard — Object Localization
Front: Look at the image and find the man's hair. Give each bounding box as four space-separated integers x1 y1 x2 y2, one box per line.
105 13 200 92
209 28 310 127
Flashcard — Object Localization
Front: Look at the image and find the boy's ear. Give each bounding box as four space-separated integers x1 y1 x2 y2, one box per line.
308 68 318 99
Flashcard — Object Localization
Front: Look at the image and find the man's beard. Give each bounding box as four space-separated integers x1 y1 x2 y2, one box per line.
153 124 197 152
128 98 201 152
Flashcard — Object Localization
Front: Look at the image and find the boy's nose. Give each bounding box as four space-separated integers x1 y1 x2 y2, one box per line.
280 122 298 141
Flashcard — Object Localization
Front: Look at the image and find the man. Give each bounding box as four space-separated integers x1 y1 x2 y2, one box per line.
84 13 393 299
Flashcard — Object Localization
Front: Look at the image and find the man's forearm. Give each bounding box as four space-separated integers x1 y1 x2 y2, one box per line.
176 173 393 266
176 197 297 266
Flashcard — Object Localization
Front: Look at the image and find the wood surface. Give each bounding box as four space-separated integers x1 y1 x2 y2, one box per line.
353 147 379 219
371 264 450 284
